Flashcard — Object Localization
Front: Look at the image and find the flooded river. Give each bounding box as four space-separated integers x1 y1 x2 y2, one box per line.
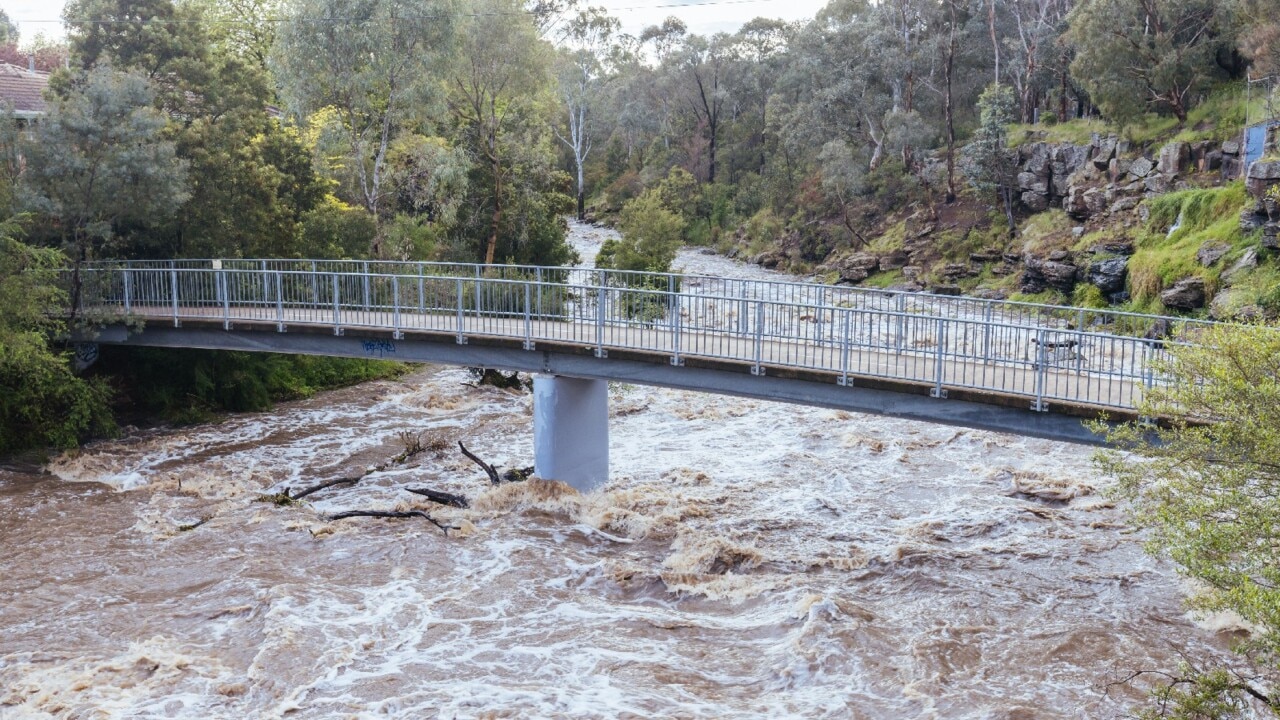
0 223 1241 718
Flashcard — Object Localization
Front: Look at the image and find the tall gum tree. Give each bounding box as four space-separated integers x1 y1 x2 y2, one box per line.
555 7 620 221
445 0 553 264
1068 0 1232 124
272 0 458 257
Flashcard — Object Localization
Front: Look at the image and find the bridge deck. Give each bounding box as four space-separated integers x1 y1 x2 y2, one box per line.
115 303 1144 416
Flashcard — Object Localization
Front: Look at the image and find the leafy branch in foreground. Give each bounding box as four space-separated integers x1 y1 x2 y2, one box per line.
1096 324 1280 717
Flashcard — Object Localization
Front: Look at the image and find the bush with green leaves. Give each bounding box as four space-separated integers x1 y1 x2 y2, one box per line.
0 224 114 455
1098 324 1280 716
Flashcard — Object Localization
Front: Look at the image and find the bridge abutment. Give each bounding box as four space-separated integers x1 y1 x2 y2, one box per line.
533 375 609 492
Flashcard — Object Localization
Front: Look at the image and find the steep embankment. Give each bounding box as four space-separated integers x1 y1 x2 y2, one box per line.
740 131 1280 321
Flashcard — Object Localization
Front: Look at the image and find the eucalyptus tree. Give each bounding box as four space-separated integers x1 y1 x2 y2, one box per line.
1067 0 1233 124
555 7 620 220
22 67 188 262
272 0 458 256
194 0 283 69
723 18 792 181
669 32 733 184
1002 0 1073 122
445 0 560 264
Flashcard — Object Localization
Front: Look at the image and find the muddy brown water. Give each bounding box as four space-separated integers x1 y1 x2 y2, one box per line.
0 224 1242 718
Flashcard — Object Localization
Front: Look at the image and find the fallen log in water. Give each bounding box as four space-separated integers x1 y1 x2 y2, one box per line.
326 510 456 534
405 487 469 508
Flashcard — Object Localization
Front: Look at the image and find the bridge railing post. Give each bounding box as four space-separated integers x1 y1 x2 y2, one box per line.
122 267 132 314
455 277 466 344
332 273 341 336
671 290 683 366
931 317 946 398
1032 327 1049 411
362 261 370 311
310 261 319 307
275 271 285 331
751 299 765 376
981 304 993 364
595 286 607 358
815 285 825 348
392 276 402 339
535 266 544 319
839 307 851 386
895 294 906 355
523 283 534 350
220 270 230 329
170 268 180 327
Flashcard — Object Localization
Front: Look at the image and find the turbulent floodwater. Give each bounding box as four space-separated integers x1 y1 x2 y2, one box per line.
0 223 1243 719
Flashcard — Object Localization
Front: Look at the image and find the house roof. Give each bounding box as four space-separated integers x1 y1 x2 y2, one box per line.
0 63 50 118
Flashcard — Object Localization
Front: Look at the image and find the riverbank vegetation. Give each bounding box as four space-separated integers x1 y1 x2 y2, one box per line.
1099 325 1280 717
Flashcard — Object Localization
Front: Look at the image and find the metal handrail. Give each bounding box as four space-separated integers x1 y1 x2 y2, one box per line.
74 257 1220 341
70 264 1184 413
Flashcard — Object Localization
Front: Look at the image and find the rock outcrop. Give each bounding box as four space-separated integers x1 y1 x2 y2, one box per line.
1087 257 1128 296
1160 277 1206 311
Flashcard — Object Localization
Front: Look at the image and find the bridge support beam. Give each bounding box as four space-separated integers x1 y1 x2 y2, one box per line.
533 375 609 492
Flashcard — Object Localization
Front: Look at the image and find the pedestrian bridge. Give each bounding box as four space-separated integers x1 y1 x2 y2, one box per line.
72 259 1207 490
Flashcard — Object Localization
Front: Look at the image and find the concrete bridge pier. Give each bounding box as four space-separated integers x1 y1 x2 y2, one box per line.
533 375 609 492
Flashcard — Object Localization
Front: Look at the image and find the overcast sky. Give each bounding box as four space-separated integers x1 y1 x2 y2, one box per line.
1 0 826 46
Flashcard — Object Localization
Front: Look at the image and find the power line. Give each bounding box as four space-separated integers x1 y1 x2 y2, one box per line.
16 0 785 26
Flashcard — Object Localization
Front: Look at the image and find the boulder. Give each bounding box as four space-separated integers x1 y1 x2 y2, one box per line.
971 288 1008 300
1223 156 1245 181
902 265 924 280
942 263 977 280
1204 150 1223 172
1246 160 1280 198
930 284 963 296
1222 247 1258 286
1195 242 1230 267
1064 186 1090 219
1017 171 1047 194
1056 145 1091 178
1157 141 1191 175
1083 188 1108 216
1144 174 1173 194
1047 249 1071 261
1222 139 1240 156
1022 143 1052 176
1265 222 1280 251
1128 156 1155 179
1092 136 1117 170
1072 226 1086 240
1024 255 1079 293
969 248 1004 263
1109 157 1132 181
832 252 879 282
878 251 908 271
1021 191 1049 212
752 251 784 269
1110 197 1141 214
1209 289 1252 320
1019 265 1048 294
1160 277 1206 311
1241 206 1267 232
1088 257 1128 295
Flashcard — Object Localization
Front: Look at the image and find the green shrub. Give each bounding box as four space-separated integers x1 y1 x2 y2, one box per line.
599 191 685 274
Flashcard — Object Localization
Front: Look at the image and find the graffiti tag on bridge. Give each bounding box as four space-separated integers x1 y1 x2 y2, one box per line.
362 340 397 357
